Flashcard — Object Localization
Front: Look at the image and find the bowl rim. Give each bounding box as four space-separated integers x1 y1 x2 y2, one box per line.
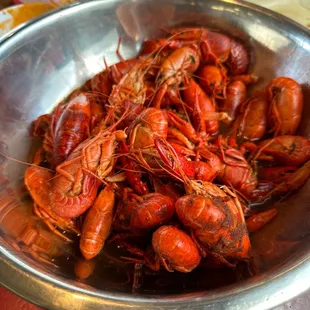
0 0 310 309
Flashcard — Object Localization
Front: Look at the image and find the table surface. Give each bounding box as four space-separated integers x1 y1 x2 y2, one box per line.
0 0 310 309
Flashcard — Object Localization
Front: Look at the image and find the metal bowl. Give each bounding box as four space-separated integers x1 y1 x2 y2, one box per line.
0 0 310 309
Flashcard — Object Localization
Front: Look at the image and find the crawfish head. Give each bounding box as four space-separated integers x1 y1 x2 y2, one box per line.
152 225 201 273
176 181 251 262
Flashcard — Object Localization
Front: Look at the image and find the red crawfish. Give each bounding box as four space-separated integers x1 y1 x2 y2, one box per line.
167 27 232 64
108 58 151 116
226 39 250 75
230 91 269 142
39 92 93 167
258 166 298 183
52 92 92 166
89 57 141 104
80 184 116 260
198 65 228 98
32 114 51 138
168 28 250 74
218 80 246 124
89 70 112 105
153 46 200 108
182 78 227 137
253 135 310 166
118 141 149 195
128 107 168 149
51 129 126 219
267 77 303 136
154 138 221 182
266 160 310 198
24 166 79 241
152 225 201 272
166 111 201 150
250 160 310 202
113 189 175 233
176 180 251 265
206 137 257 199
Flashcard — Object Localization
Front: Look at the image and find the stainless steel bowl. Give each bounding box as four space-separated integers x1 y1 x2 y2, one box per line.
0 0 310 309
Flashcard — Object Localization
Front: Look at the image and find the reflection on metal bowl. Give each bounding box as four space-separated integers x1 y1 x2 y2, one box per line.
0 0 310 309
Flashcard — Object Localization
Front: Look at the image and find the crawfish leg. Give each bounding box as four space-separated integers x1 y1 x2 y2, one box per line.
55 156 81 183
34 205 73 242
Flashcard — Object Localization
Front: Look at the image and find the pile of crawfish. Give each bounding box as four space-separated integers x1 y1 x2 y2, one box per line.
25 27 310 275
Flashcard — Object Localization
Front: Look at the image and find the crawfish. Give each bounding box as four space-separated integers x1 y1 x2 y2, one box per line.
153 46 200 108
212 137 258 199
52 92 92 166
109 57 142 85
167 111 201 149
128 107 168 149
168 28 249 74
89 70 112 105
218 80 246 124
154 138 221 182
113 189 175 233
267 77 303 136
230 91 269 142
267 160 310 198
167 27 232 64
182 78 227 137
198 65 228 98
118 141 149 195
80 184 116 260
152 225 201 272
51 129 126 219
108 58 151 116
226 39 250 76
89 57 140 105
253 135 310 166
176 180 251 265
24 166 79 241
258 166 298 183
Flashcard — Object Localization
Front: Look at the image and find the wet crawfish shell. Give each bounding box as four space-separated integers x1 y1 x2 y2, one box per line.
198 65 226 96
131 194 175 230
226 39 250 75
152 225 201 272
237 92 269 142
128 108 168 149
257 135 310 166
176 194 226 231
267 77 303 136
200 30 231 63
218 80 246 123
53 92 92 166
195 224 251 260
176 194 251 260
114 193 175 232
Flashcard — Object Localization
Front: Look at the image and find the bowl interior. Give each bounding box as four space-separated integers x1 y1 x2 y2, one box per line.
1 0 310 307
